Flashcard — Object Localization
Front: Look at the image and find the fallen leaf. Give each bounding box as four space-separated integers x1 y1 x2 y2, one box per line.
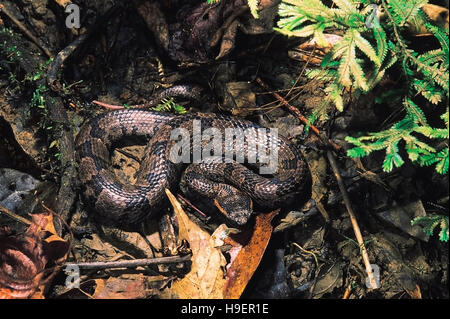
0 233 46 299
404 284 422 299
53 0 72 8
223 209 280 299
163 189 227 299
30 213 64 244
92 274 156 299
0 212 69 299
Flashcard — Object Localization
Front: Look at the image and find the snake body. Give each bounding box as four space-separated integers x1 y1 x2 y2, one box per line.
75 109 311 226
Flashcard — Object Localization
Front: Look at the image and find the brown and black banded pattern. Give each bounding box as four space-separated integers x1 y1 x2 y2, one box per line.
75 109 311 225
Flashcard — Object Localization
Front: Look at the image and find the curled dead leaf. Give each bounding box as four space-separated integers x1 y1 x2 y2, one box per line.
223 209 280 299
0 233 46 299
163 189 227 299
0 212 69 299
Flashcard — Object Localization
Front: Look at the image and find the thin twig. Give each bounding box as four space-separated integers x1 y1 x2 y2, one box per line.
66 254 192 270
176 194 210 223
0 3 53 58
47 33 89 91
285 44 318 98
292 242 319 268
342 282 353 299
92 99 126 110
316 203 331 224
326 151 379 289
0 204 32 226
255 77 342 152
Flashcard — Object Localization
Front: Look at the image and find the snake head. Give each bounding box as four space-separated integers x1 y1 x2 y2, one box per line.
214 186 253 226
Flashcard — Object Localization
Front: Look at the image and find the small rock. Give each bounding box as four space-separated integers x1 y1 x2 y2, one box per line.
376 199 429 241
0 168 39 214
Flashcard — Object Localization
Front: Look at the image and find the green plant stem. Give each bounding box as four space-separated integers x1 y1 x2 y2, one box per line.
381 0 447 84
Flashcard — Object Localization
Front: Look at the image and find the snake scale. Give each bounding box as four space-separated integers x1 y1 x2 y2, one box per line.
75 88 311 226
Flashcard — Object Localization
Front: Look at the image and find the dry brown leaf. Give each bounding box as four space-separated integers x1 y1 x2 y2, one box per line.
163 189 227 299
30 213 63 244
0 212 69 299
0 233 46 299
53 0 72 8
223 209 280 299
405 284 422 299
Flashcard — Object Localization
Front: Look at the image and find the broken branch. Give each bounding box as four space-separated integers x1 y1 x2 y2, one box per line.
66 254 192 270
0 3 53 58
326 150 379 290
255 77 342 152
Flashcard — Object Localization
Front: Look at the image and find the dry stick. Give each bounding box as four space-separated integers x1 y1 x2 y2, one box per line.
47 33 89 91
257 78 378 288
176 194 210 222
0 3 53 58
257 77 334 222
0 204 32 226
255 77 342 152
326 151 379 289
342 282 352 299
91 99 125 110
285 43 318 99
47 6 119 91
66 254 192 270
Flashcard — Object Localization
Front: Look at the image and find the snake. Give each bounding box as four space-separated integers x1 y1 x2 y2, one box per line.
75 86 311 226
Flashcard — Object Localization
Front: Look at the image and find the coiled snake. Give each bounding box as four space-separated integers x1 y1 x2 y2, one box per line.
75 91 311 226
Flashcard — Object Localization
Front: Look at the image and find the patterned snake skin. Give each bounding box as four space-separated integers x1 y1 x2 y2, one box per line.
75 109 311 226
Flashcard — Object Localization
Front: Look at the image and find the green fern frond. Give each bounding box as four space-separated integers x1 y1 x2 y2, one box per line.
412 215 449 241
414 126 449 139
426 23 449 57
336 37 354 87
440 217 449 242
387 0 428 26
333 0 358 13
278 0 448 175
404 98 428 126
382 141 404 172
433 148 449 174
346 111 448 174
372 25 388 65
325 82 345 111
350 59 369 91
354 31 380 66
152 98 186 114
413 79 444 104
306 67 337 82
347 146 368 158
441 108 449 127
415 48 449 92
